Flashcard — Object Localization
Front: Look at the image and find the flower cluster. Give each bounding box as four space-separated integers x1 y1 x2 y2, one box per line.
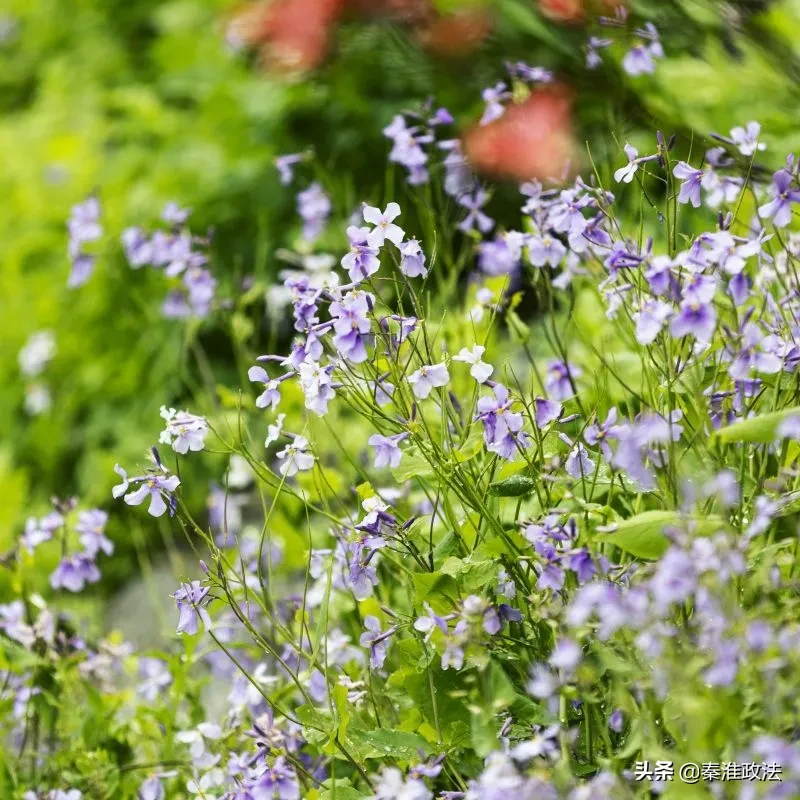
67 196 103 288
15 73 800 798
121 202 217 318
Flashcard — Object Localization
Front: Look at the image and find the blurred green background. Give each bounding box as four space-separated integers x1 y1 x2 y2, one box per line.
3 0 800 608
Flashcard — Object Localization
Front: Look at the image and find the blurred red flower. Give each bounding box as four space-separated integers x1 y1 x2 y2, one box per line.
463 86 577 182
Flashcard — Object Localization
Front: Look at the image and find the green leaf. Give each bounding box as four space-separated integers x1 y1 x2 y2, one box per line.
595 511 726 559
488 474 535 497
470 708 498 758
348 728 432 760
485 661 518 711
713 407 800 444
413 571 459 610
391 447 434 481
332 684 351 742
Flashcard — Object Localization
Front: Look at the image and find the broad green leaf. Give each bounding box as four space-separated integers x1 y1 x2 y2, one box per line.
413 571 459 610
348 728 432 760
713 407 800 444
595 511 726 559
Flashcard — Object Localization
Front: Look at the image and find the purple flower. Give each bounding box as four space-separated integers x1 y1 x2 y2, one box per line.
728 322 783 379
138 658 172 703
341 225 381 282
158 406 209 454
670 300 716 341
534 397 562 427
441 620 468 670
363 202 404 249
478 234 523 276
622 23 663 76
536 562 565 592
527 234 566 268
586 36 612 69
246 756 299 800
373 767 429 800
368 432 408 469
457 190 494 235
22 511 63 553
704 640 739 686
568 548 597 582
549 638 582 673
297 182 331 242
480 82 511 125
114 465 181 518
440 138 475 198
759 169 800 227
413 602 451 642
50 553 101 593
359 616 396 669
585 407 621 460
398 238 427 278
172 580 211 635
330 290 373 363
75 509 114 558
609 709 624 733
122 227 153 267
730 121 766 157
67 253 97 289
408 362 450 399
138 776 165 800
161 202 191 225
248 366 283 410
545 360 580 401
650 549 696 610
527 664 558 699
633 299 672 345
563 435 595 479
475 383 531 459
275 153 303 186
673 162 704 207
384 115 432 186
67 196 102 288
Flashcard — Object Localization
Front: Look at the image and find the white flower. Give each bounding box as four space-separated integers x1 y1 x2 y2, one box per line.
19 330 56 377
265 413 286 447
408 362 450 399
363 202 404 249
277 436 315 477
453 345 493 383
614 143 639 184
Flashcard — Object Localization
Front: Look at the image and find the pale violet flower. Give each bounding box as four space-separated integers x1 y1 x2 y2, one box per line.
277 436 315 477
159 406 209 454
730 121 766 157
368 432 409 469
408 362 450 399
398 239 427 278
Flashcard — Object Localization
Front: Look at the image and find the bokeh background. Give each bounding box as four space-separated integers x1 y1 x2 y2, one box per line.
3 0 800 630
